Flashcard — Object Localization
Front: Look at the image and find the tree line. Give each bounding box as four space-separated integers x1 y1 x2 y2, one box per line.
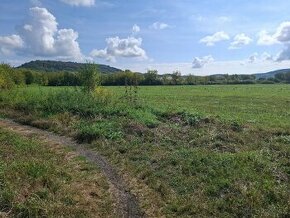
1 63 290 89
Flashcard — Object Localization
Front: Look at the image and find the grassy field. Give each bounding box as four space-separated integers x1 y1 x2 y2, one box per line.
0 84 290 217
0 127 115 217
110 84 290 128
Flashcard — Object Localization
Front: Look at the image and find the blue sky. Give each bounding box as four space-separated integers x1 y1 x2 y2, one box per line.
1 0 290 75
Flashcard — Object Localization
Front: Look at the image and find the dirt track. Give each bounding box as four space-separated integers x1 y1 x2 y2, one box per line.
0 118 144 218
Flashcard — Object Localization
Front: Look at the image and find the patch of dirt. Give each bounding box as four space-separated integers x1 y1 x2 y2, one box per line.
0 118 145 218
124 122 148 136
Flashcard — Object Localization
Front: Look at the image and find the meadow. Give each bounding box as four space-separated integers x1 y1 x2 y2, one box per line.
1 84 290 217
111 84 290 128
0 127 114 217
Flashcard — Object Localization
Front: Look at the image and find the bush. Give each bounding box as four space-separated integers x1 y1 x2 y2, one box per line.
93 87 113 104
0 64 15 89
78 63 100 93
75 121 123 142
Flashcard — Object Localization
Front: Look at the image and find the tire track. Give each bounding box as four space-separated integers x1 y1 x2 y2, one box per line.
0 118 144 218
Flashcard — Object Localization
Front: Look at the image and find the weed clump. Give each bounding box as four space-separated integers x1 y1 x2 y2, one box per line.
230 121 243 132
75 121 123 143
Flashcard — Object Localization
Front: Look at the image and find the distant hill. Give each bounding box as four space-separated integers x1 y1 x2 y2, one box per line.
210 69 290 79
253 69 290 79
17 60 122 74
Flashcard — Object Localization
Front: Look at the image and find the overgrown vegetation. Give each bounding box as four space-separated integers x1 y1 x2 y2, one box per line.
1 84 290 217
79 63 101 93
0 128 115 217
1 62 290 217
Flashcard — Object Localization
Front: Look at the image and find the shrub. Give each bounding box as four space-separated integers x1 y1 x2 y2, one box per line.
0 64 15 89
75 121 123 142
93 87 113 104
78 63 101 93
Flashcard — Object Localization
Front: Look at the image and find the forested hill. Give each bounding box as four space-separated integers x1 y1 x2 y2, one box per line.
254 69 290 79
17 60 122 74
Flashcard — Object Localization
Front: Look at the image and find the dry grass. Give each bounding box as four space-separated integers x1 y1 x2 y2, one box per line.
0 127 116 217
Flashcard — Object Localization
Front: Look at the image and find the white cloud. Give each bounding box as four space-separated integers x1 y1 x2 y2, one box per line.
274 22 290 61
54 29 82 60
247 53 258 63
150 22 170 30
0 35 24 55
257 21 290 61
192 55 214 68
257 22 290 45
261 52 274 61
19 7 58 55
229 33 252 49
274 21 290 42
132 24 140 34
60 0 95 7
276 45 290 61
90 36 147 62
242 52 274 65
121 59 290 76
22 7 83 60
0 7 83 60
199 31 230 46
30 0 42 6
257 30 278 45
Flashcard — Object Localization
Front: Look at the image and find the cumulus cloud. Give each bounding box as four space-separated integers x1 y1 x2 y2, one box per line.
276 45 290 61
261 52 274 61
242 52 274 65
257 21 290 61
229 33 252 49
60 0 95 7
0 7 83 60
132 24 140 34
19 7 58 56
192 55 214 68
257 30 278 45
150 22 170 30
199 31 230 46
274 21 290 42
90 36 147 62
247 53 258 63
274 22 290 61
0 35 24 55
257 22 290 45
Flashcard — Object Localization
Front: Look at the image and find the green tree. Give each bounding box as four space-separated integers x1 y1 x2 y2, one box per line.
79 62 100 93
285 72 290 83
186 74 196 85
143 70 161 85
275 72 286 81
171 71 181 85
0 64 15 89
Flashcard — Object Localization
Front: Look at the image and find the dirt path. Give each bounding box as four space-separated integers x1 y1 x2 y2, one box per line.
0 118 144 218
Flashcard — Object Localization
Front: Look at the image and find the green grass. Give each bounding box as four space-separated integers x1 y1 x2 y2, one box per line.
95 117 290 216
0 128 114 217
110 84 290 128
2 84 289 128
1 84 290 217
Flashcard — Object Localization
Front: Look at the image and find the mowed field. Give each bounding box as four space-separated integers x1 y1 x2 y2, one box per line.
1 84 290 217
111 84 290 128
